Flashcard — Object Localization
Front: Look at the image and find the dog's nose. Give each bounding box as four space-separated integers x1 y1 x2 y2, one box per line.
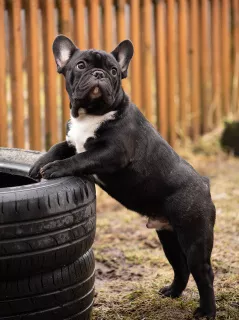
92 70 104 79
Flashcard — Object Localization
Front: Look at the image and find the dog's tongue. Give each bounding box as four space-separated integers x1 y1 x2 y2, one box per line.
90 86 102 99
93 87 100 94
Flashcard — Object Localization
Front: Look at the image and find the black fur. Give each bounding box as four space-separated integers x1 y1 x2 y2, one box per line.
29 35 216 319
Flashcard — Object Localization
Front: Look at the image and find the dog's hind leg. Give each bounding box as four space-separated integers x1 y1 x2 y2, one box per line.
177 218 216 319
156 230 190 298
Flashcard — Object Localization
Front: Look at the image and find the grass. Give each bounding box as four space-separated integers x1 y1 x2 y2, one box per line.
91 139 239 320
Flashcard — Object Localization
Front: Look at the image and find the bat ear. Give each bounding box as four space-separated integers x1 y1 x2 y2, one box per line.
111 40 134 79
52 35 78 73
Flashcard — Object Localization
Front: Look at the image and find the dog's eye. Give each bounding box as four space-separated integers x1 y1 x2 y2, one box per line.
111 67 117 76
76 62 86 70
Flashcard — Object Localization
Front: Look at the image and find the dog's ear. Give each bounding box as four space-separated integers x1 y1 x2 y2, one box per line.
111 40 134 79
52 35 77 73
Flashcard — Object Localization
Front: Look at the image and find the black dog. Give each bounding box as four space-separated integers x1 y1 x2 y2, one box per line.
29 35 216 319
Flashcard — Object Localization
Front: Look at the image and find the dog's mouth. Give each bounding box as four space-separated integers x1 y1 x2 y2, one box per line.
72 80 109 101
70 78 115 117
89 86 102 100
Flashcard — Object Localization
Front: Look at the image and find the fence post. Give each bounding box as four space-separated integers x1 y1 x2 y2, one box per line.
42 0 57 150
155 0 167 140
142 0 153 122
59 0 71 140
9 0 25 148
211 0 221 127
232 0 239 115
221 0 231 116
89 0 100 48
25 0 41 150
72 0 86 49
190 0 200 141
200 0 210 134
116 0 129 93
166 0 176 146
0 0 7 147
178 0 188 142
103 0 113 52
130 0 142 110
116 0 125 43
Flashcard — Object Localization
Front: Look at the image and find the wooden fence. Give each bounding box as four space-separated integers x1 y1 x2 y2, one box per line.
0 0 238 150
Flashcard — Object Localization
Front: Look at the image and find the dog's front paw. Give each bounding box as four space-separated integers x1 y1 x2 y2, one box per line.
29 161 46 180
193 307 216 319
41 160 73 179
29 164 41 180
29 155 53 180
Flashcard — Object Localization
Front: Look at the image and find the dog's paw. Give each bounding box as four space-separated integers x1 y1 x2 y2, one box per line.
41 160 72 179
29 163 43 180
29 155 53 180
159 285 181 298
193 307 216 319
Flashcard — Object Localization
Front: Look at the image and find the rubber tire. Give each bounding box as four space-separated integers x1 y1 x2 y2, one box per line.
0 249 95 320
0 148 96 278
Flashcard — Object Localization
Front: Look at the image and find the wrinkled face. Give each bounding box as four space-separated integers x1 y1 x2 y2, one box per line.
53 35 134 117
63 50 121 117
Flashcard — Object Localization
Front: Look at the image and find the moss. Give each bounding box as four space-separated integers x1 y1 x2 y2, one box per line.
221 121 239 156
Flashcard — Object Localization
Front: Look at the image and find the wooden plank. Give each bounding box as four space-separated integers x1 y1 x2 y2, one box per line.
59 0 71 140
155 0 167 139
232 0 239 58
72 0 85 49
178 0 188 142
42 0 57 150
200 0 209 133
116 0 125 43
116 0 128 92
166 0 176 146
25 0 41 150
221 0 230 115
190 0 200 141
232 0 239 62
0 0 7 147
142 0 152 122
103 0 113 52
231 0 239 114
9 0 25 148
130 0 141 109
89 0 99 48
211 0 221 126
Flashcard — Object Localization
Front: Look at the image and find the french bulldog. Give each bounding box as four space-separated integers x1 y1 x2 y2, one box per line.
29 35 216 319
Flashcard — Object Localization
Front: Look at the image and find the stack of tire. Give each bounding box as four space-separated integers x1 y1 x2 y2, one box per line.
0 148 96 320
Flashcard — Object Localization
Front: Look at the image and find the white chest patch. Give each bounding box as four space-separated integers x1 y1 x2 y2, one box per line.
66 110 116 153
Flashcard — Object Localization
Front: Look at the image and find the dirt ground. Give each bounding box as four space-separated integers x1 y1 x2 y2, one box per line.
91 146 239 320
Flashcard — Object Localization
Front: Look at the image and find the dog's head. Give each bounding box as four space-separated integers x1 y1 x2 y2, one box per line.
52 35 134 117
